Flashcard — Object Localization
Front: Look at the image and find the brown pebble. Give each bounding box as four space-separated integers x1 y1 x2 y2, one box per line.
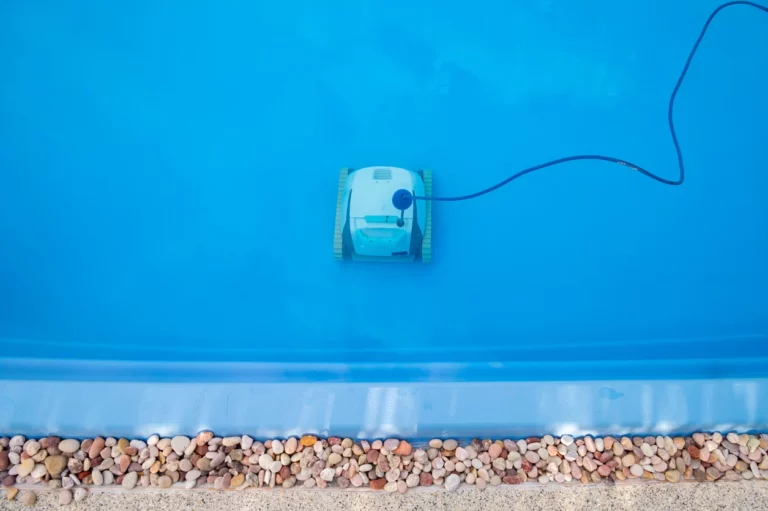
366 450 379 463
158 475 172 488
231 474 244 488
598 464 612 477
88 437 105 459
394 440 412 456
22 491 36 506
503 475 522 484
5 488 19 501
196 431 214 446
599 452 614 464
280 465 291 480
195 444 208 456
125 447 138 456
707 467 723 480
117 438 130 454
300 435 318 447
688 445 700 459
370 478 387 490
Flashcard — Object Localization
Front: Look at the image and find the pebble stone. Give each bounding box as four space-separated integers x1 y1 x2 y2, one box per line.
442 439 458 451
75 486 88 502
22 492 36 506
58 439 80 453
171 436 191 455
444 473 461 491
122 471 139 489
59 489 73 505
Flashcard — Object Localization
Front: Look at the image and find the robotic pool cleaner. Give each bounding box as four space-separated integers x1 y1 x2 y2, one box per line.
334 167 432 263
333 2 767 263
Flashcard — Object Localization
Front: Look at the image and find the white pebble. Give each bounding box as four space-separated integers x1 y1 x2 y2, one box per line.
171 436 190 455
92 470 104 486
641 443 654 457
258 454 274 470
122 471 138 489
222 437 240 447
130 440 147 450
147 434 159 446
74 488 88 502
561 435 574 446
59 439 80 453
31 464 47 479
595 438 605 452
24 440 41 456
444 473 461 491
59 489 73 505
272 440 284 455
241 435 254 450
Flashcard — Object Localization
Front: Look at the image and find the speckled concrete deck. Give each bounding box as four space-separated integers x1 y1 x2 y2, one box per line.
2 482 767 511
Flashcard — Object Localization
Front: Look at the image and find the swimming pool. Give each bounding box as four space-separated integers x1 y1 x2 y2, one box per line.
2 0 767 438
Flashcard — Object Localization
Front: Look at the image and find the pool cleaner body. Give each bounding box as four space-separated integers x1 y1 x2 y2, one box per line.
334 166 432 263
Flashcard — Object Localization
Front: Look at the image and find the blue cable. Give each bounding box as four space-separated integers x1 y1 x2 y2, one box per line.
393 1 768 209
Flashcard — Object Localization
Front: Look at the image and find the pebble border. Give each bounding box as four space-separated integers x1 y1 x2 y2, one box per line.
2 432 768 504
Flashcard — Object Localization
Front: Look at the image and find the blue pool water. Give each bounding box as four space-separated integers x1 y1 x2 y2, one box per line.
1 0 768 437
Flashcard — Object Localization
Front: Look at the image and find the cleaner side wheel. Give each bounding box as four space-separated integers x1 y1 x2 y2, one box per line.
421 168 432 264
334 168 349 261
